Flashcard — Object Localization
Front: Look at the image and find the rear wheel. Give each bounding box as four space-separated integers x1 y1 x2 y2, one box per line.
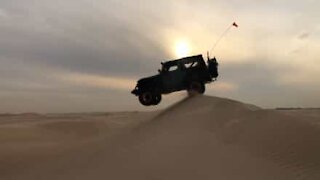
188 81 205 95
139 92 154 106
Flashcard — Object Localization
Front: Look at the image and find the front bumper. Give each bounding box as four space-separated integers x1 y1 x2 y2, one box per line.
131 86 139 96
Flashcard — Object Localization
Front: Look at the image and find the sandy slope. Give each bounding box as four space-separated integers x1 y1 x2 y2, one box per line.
1 95 320 180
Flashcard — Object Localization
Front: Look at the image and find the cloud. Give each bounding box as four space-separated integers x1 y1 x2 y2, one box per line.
298 32 310 40
58 73 136 91
0 8 7 18
0 0 173 78
207 81 238 92
206 59 320 108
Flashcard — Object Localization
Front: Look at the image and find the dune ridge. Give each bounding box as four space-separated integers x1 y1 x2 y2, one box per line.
154 96 320 179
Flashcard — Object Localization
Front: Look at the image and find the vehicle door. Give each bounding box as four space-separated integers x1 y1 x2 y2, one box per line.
161 63 186 92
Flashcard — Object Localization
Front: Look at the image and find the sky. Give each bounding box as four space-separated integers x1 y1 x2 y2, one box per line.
0 0 319 113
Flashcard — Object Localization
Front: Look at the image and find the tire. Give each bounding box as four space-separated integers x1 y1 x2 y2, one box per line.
188 81 205 94
152 94 162 105
139 92 154 106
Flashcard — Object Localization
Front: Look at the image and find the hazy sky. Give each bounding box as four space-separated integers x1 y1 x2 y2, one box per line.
0 0 319 113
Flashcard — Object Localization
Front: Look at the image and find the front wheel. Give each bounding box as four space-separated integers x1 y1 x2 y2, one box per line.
187 81 205 95
139 92 154 106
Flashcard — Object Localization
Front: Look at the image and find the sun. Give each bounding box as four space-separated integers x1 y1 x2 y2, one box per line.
175 40 191 58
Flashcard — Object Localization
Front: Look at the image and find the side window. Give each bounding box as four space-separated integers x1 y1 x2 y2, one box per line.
168 65 178 72
185 61 198 69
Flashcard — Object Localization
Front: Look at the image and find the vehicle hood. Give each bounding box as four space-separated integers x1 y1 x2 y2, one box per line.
138 74 160 85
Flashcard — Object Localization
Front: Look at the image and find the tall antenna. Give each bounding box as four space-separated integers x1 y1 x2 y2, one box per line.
208 22 238 56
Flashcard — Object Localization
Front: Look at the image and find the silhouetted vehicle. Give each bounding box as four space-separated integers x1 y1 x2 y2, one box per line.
131 55 219 106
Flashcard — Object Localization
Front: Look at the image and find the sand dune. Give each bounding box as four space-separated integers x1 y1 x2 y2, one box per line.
1 95 320 180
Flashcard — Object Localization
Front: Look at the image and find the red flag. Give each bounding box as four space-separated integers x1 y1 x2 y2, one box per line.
232 22 238 28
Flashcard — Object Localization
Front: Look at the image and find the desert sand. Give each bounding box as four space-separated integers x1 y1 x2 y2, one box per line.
1 95 320 180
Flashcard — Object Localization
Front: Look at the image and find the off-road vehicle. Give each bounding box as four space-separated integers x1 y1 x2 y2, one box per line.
131 54 219 106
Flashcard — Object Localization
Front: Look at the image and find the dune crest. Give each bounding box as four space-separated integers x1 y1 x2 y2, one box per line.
154 95 320 178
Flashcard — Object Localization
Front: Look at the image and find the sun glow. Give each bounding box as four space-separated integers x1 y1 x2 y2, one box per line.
175 40 191 58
